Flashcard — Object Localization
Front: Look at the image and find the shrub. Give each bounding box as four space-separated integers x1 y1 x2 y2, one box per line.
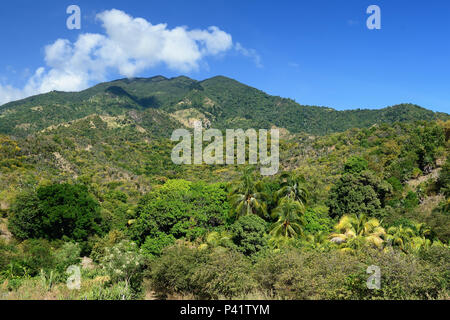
438 157 450 197
53 242 81 273
15 239 55 277
253 249 363 299
90 230 127 263
191 249 256 299
149 244 209 298
141 232 175 258
99 240 144 296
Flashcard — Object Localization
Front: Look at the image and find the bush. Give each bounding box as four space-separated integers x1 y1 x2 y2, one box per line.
90 230 127 263
149 244 209 298
360 249 449 299
15 239 55 277
253 249 363 299
191 249 256 299
253 247 449 300
99 240 144 296
141 232 175 258
84 281 133 300
53 242 81 273
438 157 450 197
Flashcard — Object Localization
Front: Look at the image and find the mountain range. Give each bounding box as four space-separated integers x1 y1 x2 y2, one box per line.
1 75 448 137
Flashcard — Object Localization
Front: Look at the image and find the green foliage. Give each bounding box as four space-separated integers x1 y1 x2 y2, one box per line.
344 156 368 174
9 184 102 244
190 249 256 299
83 281 133 300
130 180 229 244
8 190 43 240
275 172 308 205
438 157 450 197
141 232 175 258
53 242 81 273
150 244 255 299
90 230 127 263
14 239 55 277
387 176 403 193
149 244 209 298
0 76 449 300
269 198 305 238
403 191 419 209
303 206 333 234
230 215 268 256
2 74 447 137
99 240 144 295
331 214 386 251
327 171 392 219
228 167 268 219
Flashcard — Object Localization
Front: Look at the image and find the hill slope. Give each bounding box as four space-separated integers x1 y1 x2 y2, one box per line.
0 75 448 136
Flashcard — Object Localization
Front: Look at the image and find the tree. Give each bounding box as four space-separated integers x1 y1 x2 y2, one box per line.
269 198 305 238
330 214 386 251
198 231 233 251
141 232 176 258
230 215 267 256
228 167 268 219
387 222 432 253
412 123 445 172
275 172 309 206
327 170 391 219
344 156 368 174
129 180 229 244
9 184 102 243
8 190 43 239
437 157 450 197
386 225 415 253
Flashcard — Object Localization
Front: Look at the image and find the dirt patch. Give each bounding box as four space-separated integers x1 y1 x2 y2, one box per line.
0 218 13 242
407 168 441 190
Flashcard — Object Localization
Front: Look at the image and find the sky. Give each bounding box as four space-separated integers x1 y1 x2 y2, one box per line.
0 0 449 113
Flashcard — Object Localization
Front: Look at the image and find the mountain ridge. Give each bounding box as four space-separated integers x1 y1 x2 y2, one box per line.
0 75 448 137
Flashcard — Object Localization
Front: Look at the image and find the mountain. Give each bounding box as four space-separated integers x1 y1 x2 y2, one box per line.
0 75 448 137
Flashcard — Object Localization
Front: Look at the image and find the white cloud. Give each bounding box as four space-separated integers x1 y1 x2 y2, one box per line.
235 42 262 68
0 9 248 106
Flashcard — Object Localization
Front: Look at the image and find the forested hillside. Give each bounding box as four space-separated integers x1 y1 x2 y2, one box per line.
0 76 449 300
1 76 448 137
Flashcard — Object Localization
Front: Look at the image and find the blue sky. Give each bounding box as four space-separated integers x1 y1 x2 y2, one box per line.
0 0 449 113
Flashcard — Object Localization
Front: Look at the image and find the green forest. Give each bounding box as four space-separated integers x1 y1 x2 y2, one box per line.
0 76 449 300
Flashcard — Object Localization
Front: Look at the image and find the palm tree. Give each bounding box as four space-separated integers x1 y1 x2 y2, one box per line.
228 167 268 219
275 172 309 206
199 231 233 250
409 236 432 252
305 231 330 251
330 214 386 251
269 198 306 238
386 225 415 253
412 222 431 238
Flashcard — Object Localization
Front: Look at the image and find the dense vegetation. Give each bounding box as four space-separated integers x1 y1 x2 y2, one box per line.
1 76 448 137
0 76 449 300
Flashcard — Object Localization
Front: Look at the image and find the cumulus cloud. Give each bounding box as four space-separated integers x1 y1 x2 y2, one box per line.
0 9 243 105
